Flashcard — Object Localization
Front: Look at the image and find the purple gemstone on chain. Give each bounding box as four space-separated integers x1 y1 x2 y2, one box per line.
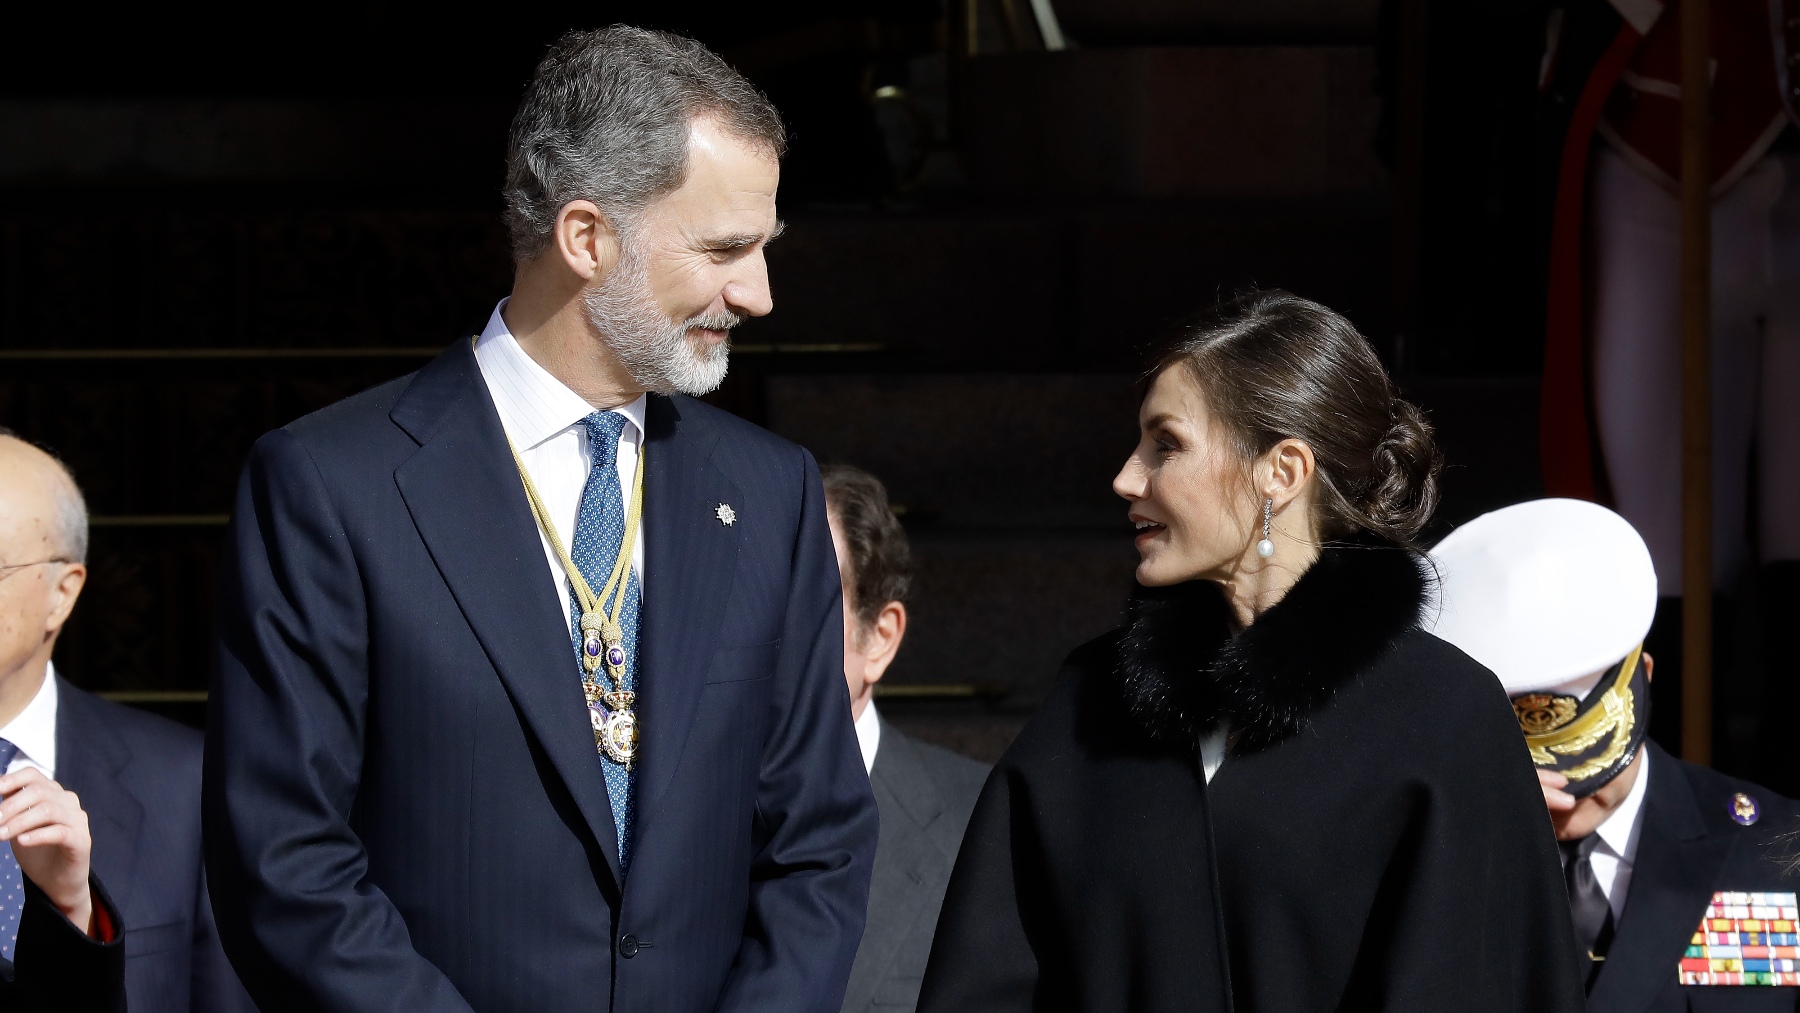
607 646 627 668
584 634 603 657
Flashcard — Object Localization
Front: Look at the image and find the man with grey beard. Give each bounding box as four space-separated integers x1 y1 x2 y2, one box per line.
204 26 877 1013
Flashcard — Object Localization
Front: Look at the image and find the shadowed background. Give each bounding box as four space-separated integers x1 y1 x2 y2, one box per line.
0 0 1617 764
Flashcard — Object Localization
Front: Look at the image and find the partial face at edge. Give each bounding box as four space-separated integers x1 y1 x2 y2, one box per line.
0 440 85 683
1114 368 1263 587
827 512 870 708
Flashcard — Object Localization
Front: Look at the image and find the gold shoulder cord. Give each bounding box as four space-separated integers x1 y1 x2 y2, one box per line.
480 337 646 769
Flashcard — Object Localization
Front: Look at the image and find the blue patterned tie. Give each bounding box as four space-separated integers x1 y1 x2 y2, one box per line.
569 412 642 871
0 738 22 962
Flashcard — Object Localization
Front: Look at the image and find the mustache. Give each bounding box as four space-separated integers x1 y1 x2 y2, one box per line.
685 309 743 334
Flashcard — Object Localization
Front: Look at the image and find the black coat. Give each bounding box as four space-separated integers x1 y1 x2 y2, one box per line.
1588 742 1800 1013
918 541 1587 1013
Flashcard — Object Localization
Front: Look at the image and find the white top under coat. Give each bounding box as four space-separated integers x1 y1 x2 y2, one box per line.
1199 725 1227 783
473 301 648 635
855 701 882 776
1585 748 1652 921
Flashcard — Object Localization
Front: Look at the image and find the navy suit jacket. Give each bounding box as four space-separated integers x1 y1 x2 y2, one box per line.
1587 742 1800 1013
55 679 252 1013
0 877 126 1013
204 338 878 1013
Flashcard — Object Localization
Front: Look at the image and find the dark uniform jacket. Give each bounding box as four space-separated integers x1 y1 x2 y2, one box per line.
841 720 986 1013
1588 742 1800 1012
919 540 1587 1013
55 678 253 1013
0 876 125 1013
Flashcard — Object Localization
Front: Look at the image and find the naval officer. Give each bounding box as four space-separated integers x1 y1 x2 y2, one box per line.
1431 498 1800 1010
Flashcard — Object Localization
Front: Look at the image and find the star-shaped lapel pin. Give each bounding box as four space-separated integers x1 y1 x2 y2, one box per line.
715 502 737 527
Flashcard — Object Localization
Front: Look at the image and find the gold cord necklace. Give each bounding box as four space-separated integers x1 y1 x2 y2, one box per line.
505 422 646 771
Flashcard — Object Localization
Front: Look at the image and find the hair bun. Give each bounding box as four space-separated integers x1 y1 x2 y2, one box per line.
1361 399 1442 542
1150 288 1444 546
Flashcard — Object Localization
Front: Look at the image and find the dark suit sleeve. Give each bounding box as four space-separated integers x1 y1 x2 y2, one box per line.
7 877 125 1013
192 869 257 1013
916 766 1043 1013
714 450 880 1013
204 429 473 1012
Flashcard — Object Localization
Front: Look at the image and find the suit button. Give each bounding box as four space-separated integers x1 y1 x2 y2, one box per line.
619 934 639 958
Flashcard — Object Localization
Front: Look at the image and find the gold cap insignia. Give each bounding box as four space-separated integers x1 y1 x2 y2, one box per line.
1517 644 1644 786
1513 693 1579 735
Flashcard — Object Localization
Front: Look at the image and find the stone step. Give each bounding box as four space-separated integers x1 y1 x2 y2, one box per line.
767 372 1139 529
880 530 1137 709
748 198 1393 369
957 47 1385 199
1399 376 1543 534
0 198 1391 371
767 372 1544 533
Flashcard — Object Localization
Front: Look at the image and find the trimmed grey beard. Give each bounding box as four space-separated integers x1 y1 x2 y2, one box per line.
583 242 738 396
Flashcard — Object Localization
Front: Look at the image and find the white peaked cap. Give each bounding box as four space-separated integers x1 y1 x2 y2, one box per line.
1426 498 1658 697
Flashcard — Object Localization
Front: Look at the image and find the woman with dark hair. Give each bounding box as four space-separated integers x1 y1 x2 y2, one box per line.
917 291 1584 1013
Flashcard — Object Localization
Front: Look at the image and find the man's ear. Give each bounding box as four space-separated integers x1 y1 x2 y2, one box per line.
553 200 622 282
1642 652 1654 684
45 562 86 632
862 601 907 683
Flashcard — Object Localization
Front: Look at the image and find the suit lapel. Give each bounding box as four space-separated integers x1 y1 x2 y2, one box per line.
391 339 622 884
633 396 742 823
52 682 145 914
843 725 950 1011
1587 747 1729 1013
871 722 947 831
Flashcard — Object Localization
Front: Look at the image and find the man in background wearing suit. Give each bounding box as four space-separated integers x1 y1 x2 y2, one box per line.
1432 498 1800 1010
206 26 876 1013
0 431 245 1012
823 465 987 1013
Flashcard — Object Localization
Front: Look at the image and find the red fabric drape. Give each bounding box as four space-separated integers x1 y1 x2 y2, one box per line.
1540 24 1644 500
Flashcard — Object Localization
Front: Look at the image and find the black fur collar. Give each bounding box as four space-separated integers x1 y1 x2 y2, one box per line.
1113 539 1430 755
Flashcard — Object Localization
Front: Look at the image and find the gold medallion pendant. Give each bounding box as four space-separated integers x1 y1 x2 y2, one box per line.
503 406 647 776
588 690 639 769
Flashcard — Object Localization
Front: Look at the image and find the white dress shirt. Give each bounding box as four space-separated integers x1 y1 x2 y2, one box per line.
1199 725 1228 783
473 301 647 635
855 701 882 775
0 662 59 780
1586 748 1652 921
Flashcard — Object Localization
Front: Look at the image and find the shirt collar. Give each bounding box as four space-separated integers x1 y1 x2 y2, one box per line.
855 700 882 775
1593 746 1651 861
473 300 648 451
0 661 59 778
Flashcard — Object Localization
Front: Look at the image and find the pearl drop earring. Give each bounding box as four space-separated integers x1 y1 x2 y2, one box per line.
1256 498 1275 558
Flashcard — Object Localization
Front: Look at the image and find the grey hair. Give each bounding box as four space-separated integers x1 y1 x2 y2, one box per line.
502 25 786 263
51 472 88 563
0 427 89 563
